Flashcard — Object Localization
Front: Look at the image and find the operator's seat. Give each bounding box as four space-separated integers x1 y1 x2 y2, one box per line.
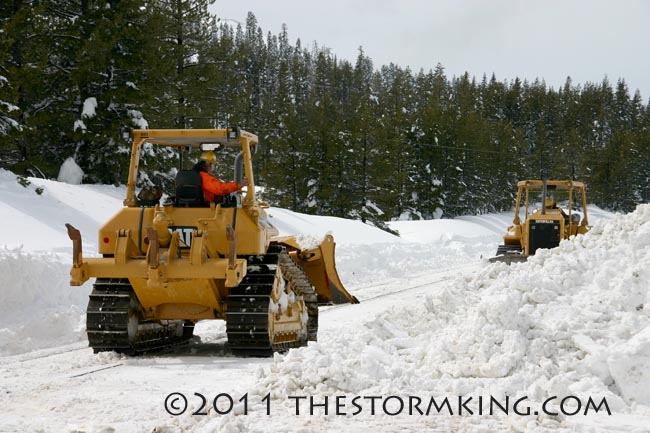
175 170 206 207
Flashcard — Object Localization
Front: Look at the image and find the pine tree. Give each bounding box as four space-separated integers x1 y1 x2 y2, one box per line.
299 50 331 213
1 1 58 176
258 24 305 210
144 0 217 129
371 64 417 219
347 48 382 223
2 0 164 182
71 0 163 184
284 39 316 211
410 64 448 218
0 27 20 139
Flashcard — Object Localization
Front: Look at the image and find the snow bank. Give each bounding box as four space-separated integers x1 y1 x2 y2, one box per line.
389 215 507 242
0 247 86 355
251 204 650 427
268 207 400 245
0 171 126 355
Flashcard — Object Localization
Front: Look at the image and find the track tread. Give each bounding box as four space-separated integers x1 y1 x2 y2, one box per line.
226 247 318 356
86 278 194 354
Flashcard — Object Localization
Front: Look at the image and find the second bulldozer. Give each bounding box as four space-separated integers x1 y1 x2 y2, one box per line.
492 179 590 264
66 127 358 356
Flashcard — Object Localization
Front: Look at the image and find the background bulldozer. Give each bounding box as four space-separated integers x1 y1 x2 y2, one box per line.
492 179 590 263
66 128 358 356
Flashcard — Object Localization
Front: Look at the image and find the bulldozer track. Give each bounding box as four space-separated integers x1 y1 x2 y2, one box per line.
86 278 194 355
226 246 317 356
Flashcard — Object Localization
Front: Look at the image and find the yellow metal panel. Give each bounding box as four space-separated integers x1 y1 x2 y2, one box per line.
98 206 271 257
132 129 258 148
130 277 224 319
82 257 246 280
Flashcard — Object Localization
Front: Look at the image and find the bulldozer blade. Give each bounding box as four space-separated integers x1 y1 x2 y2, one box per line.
273 235 359 305
488 254 529 264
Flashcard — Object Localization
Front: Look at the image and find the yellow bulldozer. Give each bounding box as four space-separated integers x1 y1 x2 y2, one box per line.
65 128 358 356
492 179 590 263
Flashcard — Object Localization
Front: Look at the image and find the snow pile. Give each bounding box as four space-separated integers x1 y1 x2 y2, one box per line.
57 157 84 184
0 247 86 355
252 204 650 424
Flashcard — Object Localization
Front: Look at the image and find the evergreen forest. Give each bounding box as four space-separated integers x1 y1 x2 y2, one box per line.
2 1 650 228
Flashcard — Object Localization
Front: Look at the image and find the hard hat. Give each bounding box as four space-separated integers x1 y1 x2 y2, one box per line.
199 151 217 164
545 197 556 208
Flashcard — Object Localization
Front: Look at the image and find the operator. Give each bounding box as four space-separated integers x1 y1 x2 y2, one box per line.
193 151 247 202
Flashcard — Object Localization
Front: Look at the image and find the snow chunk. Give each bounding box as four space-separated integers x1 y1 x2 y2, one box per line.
73 119 86 131
277 291 289 314
128 109 148 129
81 97 97 119
269 299 279 315
294 233 329 250
364 200 384 216
1 100 19 113
57 157 84 184
608 325 650 405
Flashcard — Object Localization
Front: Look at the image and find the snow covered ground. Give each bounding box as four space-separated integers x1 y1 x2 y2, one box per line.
1 168 649 432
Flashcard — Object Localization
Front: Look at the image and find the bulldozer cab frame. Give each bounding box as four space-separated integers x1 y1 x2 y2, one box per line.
123 127 258 208
513 180 589 229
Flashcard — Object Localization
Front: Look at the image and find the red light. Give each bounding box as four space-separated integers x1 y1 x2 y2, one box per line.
103 236 110 244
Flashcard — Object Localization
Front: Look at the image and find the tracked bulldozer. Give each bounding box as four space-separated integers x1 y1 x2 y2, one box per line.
491 179 590 264
66 128 358 356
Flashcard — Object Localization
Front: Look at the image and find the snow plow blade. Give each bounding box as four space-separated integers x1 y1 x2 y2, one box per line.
488 254 529 264
273 235 359 305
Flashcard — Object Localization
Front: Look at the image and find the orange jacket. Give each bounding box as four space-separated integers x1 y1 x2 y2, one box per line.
199 171 239 202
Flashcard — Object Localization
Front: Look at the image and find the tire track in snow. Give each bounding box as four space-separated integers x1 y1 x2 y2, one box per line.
322 262 480 315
